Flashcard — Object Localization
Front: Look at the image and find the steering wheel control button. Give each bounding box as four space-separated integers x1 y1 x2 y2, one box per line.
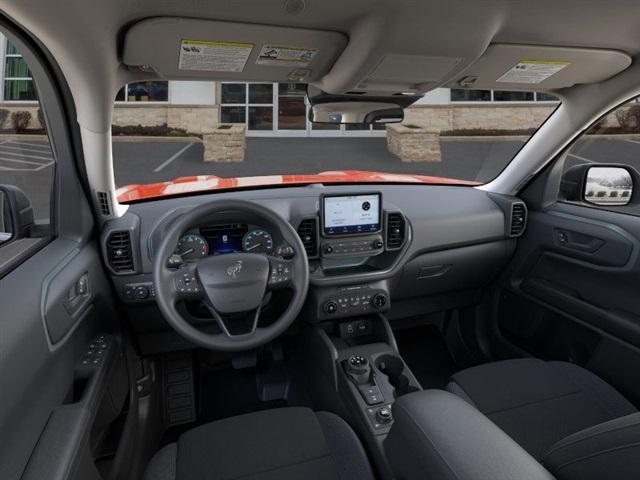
268 259 292 285
174 271 201 296
320 234 385 258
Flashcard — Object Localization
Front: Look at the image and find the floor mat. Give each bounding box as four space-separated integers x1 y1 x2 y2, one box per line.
199 367 288 424
395 325 459 389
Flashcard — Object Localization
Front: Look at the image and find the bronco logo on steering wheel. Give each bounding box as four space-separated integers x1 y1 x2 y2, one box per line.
226 260 243 278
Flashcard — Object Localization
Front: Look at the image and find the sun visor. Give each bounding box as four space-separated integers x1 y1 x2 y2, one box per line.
122 17 347 83
447 44 631 91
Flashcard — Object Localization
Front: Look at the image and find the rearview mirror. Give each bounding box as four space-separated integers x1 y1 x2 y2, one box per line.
310 102 404 125
306 85 421 125
584 166 633 206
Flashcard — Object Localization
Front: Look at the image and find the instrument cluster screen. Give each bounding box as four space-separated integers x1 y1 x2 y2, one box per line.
322 193 381 236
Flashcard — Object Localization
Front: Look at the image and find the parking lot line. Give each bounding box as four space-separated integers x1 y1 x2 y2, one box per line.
567 153 597 163
0 156 46 166
0 144 52 156
153 142 195 172
6 140 51 149
0 150 52 161
623 138 640 145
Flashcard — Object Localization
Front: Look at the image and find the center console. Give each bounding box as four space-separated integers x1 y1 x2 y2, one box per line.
300 313 422 479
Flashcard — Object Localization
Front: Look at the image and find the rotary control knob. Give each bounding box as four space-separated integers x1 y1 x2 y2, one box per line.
373 239 384 249
324 301 338 314
376 405 393 424
324 244 334 254
371 293 387 310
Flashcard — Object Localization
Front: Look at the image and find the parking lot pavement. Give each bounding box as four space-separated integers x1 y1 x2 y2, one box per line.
112 137 527 187
6 136 640 219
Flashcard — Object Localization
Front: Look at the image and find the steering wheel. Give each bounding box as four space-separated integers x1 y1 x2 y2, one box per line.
153 200 309 351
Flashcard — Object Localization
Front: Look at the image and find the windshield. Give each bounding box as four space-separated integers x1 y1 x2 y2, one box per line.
112 82 559 202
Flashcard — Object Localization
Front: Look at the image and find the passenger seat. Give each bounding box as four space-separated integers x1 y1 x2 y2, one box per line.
447 358 640 479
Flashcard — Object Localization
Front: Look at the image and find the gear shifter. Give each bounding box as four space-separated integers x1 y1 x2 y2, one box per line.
345 355 371 385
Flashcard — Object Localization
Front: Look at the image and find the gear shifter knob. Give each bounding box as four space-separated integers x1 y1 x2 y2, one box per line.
345 355 371 385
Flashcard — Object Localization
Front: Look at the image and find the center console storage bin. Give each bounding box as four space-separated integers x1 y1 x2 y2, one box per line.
384 390 555 480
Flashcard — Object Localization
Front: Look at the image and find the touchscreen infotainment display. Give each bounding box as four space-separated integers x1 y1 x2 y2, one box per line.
322 193 381 236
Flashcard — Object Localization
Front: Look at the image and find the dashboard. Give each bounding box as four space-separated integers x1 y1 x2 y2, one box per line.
100 184 527 353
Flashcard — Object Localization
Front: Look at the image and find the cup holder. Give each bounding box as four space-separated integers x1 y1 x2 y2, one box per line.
375 354 420 397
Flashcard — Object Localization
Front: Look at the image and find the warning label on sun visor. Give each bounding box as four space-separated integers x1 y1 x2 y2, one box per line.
497 60 570 84
256 45 318 67
178 40 253 72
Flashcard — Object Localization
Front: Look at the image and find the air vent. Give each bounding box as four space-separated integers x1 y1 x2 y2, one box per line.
106 231 134 272
96 191 111 216
297 218 318 258
386 212 406 250
509 202 528 237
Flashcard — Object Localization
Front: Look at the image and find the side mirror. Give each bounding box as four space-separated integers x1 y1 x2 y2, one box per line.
584 166 633 206
560 164 636 207
0 185 34 245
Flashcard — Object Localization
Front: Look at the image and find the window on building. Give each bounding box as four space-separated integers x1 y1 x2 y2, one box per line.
451 89 491 102
220 82 274 131
451 89 557 103
3 41 36 101
115 81 169 102
493 90 534 102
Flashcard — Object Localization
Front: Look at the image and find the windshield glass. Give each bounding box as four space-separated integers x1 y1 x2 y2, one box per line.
112 82 559 202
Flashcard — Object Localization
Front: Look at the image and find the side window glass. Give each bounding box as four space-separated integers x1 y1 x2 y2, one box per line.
0 34 55 247
561 98 640 214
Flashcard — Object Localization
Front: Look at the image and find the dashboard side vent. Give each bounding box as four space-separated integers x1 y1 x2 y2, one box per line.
509 202 528 237
96 191 111 216
386 212 406 250
297 218 318 258
106 231 134 272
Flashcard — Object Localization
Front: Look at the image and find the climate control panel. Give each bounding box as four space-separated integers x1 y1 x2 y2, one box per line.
320 234 385 258
319 284 389 319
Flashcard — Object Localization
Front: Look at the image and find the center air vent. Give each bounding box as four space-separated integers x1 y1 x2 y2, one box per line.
297 218 318 258
509 202 528 237
106 231 134 272
386 212 406 250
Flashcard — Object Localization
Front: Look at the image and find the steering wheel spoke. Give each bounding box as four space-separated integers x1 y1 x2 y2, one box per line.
203 302 262 338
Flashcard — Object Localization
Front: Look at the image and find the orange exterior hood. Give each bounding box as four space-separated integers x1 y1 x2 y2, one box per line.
116 171 479 202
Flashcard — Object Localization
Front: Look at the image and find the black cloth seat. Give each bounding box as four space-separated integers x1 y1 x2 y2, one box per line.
446 358 637 460
143 407 374 480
